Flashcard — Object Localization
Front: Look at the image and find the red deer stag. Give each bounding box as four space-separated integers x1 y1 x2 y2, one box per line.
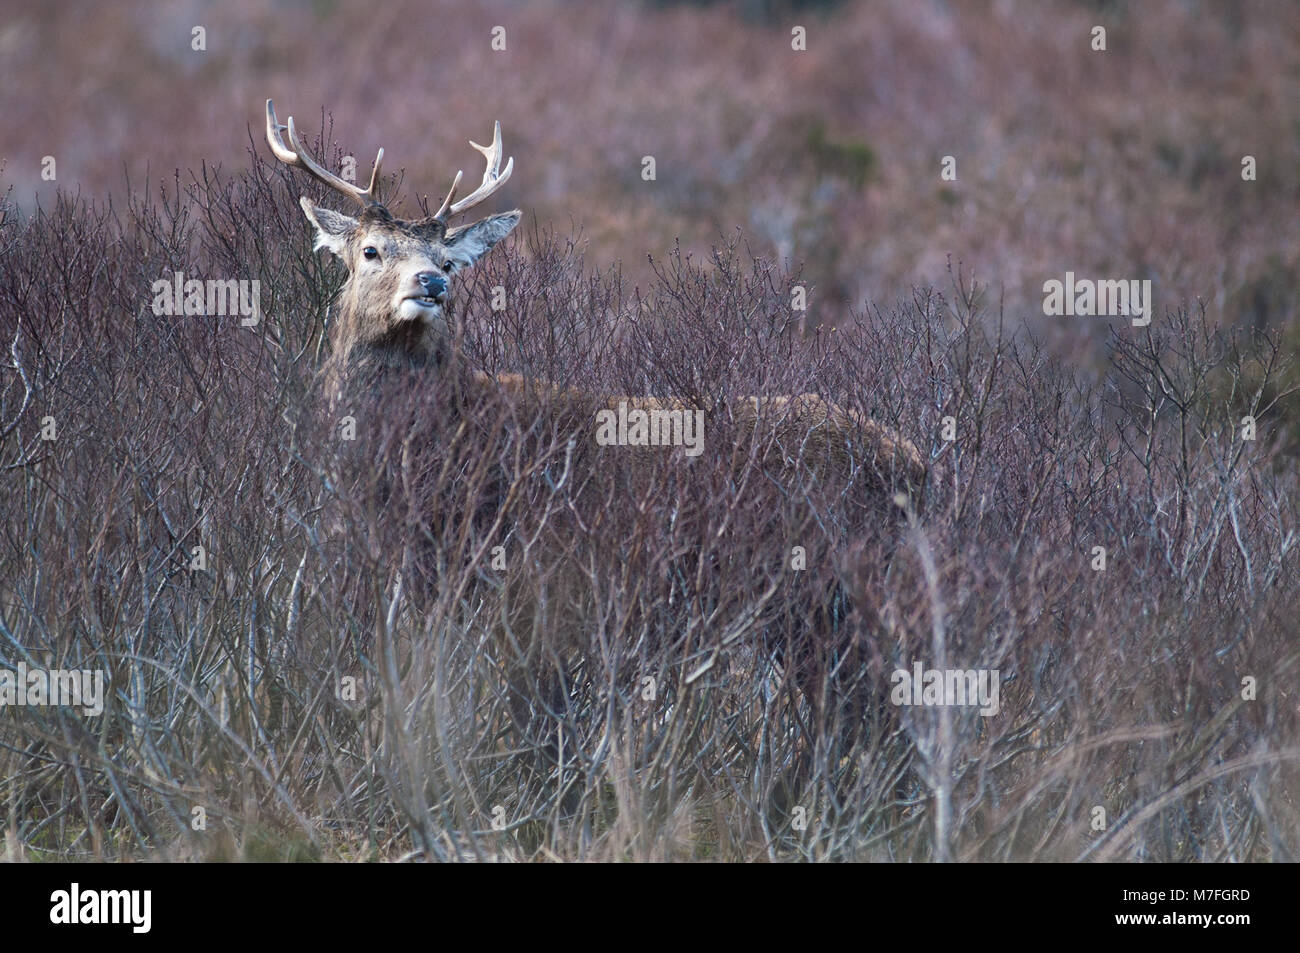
266 100 925 778
265 100 922 491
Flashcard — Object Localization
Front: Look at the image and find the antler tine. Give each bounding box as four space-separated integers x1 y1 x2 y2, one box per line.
432 169 464 220
265 99 383 208
435 120 514 220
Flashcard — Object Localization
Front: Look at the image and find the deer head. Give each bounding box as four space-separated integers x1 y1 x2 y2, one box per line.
266 100 520 371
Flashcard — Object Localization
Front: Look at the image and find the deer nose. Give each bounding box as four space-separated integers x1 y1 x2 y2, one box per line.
416 272 448 301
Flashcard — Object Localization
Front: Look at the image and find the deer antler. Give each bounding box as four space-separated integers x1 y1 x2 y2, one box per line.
432 121 514 220
265 99 384 208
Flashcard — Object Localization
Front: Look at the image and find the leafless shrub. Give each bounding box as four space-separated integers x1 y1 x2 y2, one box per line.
0 152 1296 861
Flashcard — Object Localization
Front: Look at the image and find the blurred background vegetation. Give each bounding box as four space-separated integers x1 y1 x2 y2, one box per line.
2 0 1297 361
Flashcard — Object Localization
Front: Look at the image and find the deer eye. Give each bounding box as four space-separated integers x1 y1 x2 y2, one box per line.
362 246 380 261
442 260 457 273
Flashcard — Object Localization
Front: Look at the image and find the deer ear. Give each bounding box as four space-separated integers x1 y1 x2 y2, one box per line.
300 197 357 258
443 210 521 270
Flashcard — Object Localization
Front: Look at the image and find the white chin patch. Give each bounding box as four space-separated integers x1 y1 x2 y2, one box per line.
397 298 441 323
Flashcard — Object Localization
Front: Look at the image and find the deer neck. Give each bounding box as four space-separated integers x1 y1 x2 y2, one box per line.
334 294 454 374
322 303 486 412
357 322 446 370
